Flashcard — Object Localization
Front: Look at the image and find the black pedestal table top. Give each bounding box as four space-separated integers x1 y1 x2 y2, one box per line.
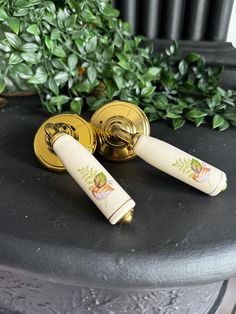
0 96 235 289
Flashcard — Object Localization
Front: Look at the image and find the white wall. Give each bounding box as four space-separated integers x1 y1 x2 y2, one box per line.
227 0 236 47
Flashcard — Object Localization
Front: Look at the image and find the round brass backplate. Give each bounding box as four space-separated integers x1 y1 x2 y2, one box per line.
34 114 97 172
91 101 150 161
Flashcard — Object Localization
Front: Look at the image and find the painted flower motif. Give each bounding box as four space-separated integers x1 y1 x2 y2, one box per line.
78 167 114 201
172 158 211 184
191 159 210 183
92 172 114 200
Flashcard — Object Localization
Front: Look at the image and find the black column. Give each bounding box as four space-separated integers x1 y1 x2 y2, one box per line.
184 0 211 41
140 0 162 39
161 0 186 40
206 0 234 41
118 0 140 34
111 0 119 9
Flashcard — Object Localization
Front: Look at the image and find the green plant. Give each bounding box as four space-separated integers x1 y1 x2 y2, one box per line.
0 0 236 130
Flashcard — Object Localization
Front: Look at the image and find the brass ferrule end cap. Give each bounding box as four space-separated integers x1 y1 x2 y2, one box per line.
119 209 134 224
44 123 66 148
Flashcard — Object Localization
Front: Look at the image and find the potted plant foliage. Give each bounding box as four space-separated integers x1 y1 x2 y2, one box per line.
0 0 236 130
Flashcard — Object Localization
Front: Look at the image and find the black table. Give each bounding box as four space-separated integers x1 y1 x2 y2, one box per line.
0 96 235 313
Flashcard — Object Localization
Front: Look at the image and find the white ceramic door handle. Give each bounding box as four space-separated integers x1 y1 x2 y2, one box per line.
52 134 135 224
133 135 227 196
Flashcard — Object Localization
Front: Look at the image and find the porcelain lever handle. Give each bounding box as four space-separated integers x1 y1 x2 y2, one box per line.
133 134 227 196
48 130 135 224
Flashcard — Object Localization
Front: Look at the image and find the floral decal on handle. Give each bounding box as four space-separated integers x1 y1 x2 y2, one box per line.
172 158 211 183
78 166 114 200
191 159 210 183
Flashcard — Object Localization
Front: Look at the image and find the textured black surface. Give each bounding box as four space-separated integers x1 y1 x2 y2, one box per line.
0 96 235 289
0 270 225 314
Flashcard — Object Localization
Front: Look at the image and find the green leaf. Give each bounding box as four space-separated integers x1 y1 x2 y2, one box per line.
113 75 123 90
65 14 77 29
118 59 130 71
187 110 208 118
155 96 168 110
21 43 38 52
194 116 205 127
16 63 33 79
13 8 29 16
179 60 188 76
165 42 177 56
98 2 119 17
52 46 66 58
9 53 23 64
87 66 97 83
49 95 70 107
166 112 181 119
186 53 202 63
70 97 83 114
170 41 177 54
223 112 236 126
207 94 222 111
0 43 11 52
8 18 20 34
48 77 59 95
81 8 96 22
172 118 185 130
68 54 78 71
75 79 93 93
15 0 41 7
52 58 67 70
5 32 22 49
0 9 8 21
212 94 221 107
0 78 5 94
141 86 156 97
218 120 230 131
102 46 113 61
213 114 225 129
54 71 69 83
45 1 56 12
45 36 54 50
87 97 107 110
26 24 40 35
143 106 157 114
86 37 97 54
57 8 69 23
222 98 235 106
21 52 38 64
143 67 161 81
51 28 60 40
28 67 47 84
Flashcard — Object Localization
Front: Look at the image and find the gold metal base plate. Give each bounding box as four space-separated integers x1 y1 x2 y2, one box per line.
34 114 97 172
91 101 150 161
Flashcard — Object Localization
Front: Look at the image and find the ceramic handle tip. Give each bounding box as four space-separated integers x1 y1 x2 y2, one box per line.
52 134 135 224
134 135 227 196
